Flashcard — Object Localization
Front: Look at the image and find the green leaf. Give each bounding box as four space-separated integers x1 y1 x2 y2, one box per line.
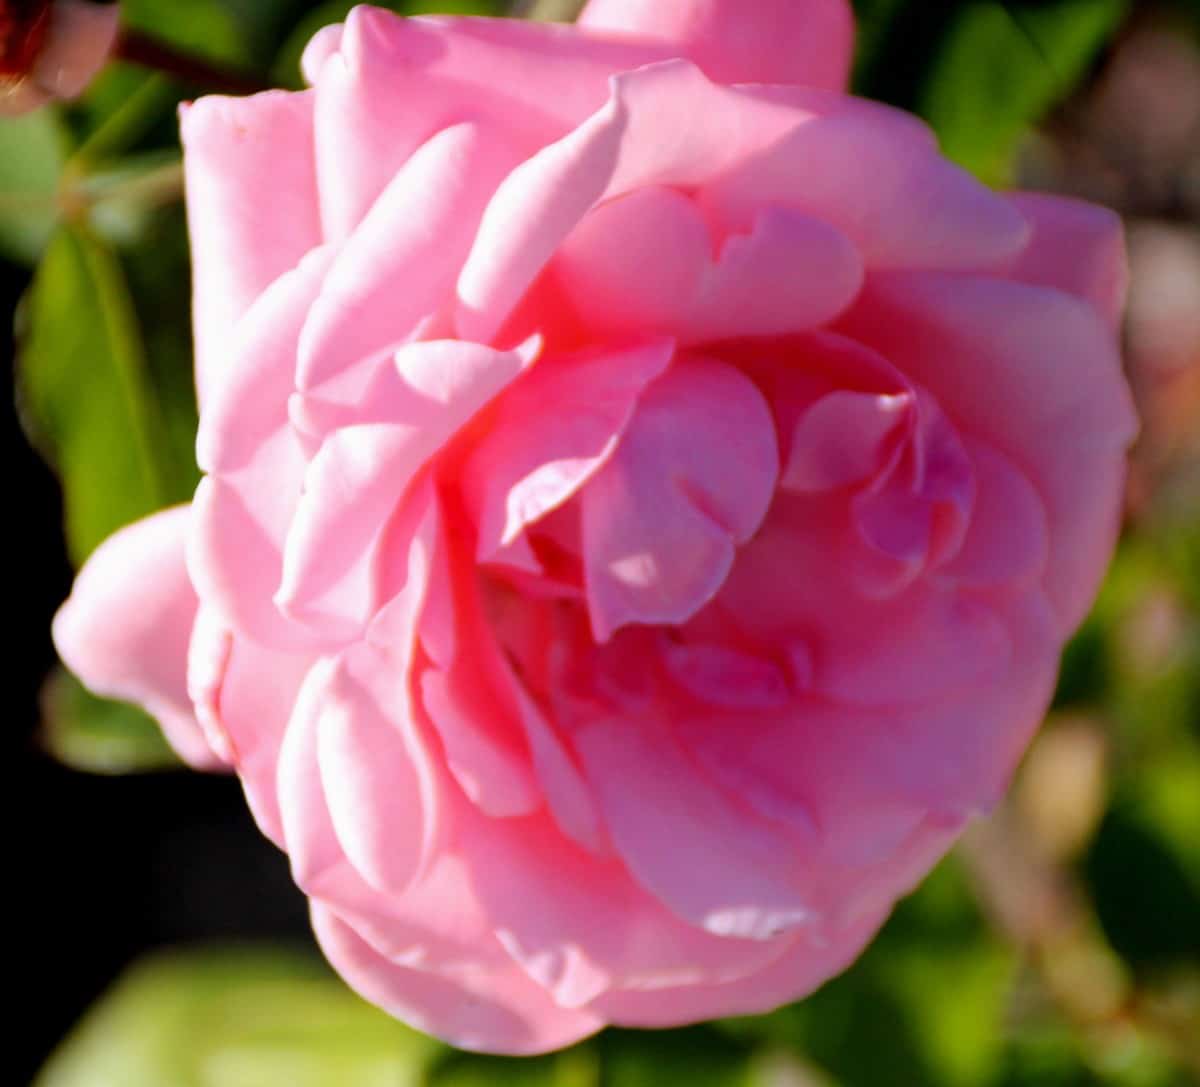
119 0 253 65
1085 799 1200 970
430 1049 597 1087
39 668 180 774
0 109 71 263
919 0 1129 183
33 946 439 1087
17 224 194 565
602 1028 752 1087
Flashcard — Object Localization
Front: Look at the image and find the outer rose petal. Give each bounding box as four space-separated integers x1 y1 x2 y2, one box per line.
845 273 1137 631
591 910 887 1027
578 0 855 91
459 60 1027 342
181 92 323 404
53 507 219 769
1005 192 1128 332
581 357 779 640
312 905 603 1055
310 6 672 238
188 609 312 847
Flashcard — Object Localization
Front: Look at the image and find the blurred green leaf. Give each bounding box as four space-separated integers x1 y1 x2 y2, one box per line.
17 225 196 565
0 109 70 264
1084 800 1200 970
920 0 1129 183
119 0 253 65
852 0 1128 182
723 860 1015 1087
603 1028 752 1087
430 1048 597 1087
40 668 180 774
34 946 438 1087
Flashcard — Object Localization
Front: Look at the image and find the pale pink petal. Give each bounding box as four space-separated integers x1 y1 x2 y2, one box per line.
421 670 540 819
310 7 671 239
590 913 885 1027
462 339 675 564
554 187 712 338
574 713 815 940
181 91 322 404
312 905 604 1056
277 341 526 633
187 610 312 845
300 23 343 83
459 61 1026 342
277 677 517 974
462 814 790 1009
577 0 855 90
53 506 218 768
700 104 1029 272
580 357 778 640
556 191 861 342
1006 192 1128 331
297 122 522 392
316 646 445 896
189 252 333 651
845 273 1138 631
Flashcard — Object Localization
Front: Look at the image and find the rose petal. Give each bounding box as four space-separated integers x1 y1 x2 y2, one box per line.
181 91 322 404
575 713 815 939
581 357 778 640
463 339 676 564
53 506 217 768
1005 192 1128 332
311 6 671 238
577 0 855 91
277 341 527 633
312 904 604 1055
298 121 523 393
846 273 1138 631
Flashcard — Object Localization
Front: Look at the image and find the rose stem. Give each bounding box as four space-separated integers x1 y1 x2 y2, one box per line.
112 28 270 96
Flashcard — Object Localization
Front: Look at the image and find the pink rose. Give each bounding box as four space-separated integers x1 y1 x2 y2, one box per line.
54 0 1137 1055
0 0 119 115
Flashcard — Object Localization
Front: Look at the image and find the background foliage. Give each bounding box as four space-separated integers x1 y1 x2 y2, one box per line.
4 0 1198 1083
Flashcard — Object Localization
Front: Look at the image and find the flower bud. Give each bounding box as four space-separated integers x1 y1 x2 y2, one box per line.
0 0 119 115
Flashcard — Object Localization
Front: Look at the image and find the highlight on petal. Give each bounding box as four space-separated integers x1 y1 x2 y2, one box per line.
575 713 815 939
577 0 855 91
310 4 671 238
53 506 218 769
297 121 523 392
189 251 334 652
277 340 527 633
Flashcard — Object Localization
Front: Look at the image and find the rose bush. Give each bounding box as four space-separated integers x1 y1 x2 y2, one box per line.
0 0 119 115
54 0 1137 1055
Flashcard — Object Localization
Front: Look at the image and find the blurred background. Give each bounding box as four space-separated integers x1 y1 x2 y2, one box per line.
4 0 1198 1084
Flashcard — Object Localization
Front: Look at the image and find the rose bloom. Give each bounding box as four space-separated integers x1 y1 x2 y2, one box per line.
0 0 118 115
55 0 1136 1055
